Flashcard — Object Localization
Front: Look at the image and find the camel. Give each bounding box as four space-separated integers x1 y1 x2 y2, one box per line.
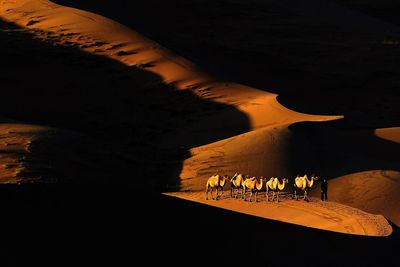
293 174 318 202
266 177 289 202
230 173 245 198
242 176 264 202
205 174 229 200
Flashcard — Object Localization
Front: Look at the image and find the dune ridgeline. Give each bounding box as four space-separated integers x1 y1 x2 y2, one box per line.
1 0 399 234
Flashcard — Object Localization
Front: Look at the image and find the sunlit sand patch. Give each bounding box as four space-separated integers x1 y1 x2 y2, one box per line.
165 191 392 237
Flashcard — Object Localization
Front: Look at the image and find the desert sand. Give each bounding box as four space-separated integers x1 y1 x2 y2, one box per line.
1 0 400 265
166 191 391 236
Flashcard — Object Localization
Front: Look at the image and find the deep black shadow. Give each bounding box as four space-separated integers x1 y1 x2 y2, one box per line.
0 18 250 189
286 120 400 181
335 0 400 26
1 184 399 266
53 0 400 129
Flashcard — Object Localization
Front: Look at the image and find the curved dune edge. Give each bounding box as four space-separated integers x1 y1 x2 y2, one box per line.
0 0 342 131
0 0 395 235
374 127 400 144
180 124 293 189
314 170 400 228
0 1 342 184
165 191 392 237
0 123 45 183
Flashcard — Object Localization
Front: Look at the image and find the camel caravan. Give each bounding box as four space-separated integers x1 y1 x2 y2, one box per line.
205 173 318 203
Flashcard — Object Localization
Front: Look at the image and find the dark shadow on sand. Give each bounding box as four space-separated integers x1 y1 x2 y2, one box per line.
1 186 399 265
53 0 400 129
0 18 250 189
285 120 400 182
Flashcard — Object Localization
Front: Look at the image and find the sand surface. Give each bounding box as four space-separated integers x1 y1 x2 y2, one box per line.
0 0 399 249
166 191 392 236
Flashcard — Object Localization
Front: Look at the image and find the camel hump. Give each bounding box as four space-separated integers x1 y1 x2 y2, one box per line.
244 178 256 189
273 178 278 188
219 175 228 186
256 179 263 190
207 175 220 187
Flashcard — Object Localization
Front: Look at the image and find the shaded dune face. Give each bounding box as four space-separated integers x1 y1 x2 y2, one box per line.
286 121 400 179
0 18 250 186
1 2 398 202
288 122 400 226
335 0 400 26
1 190 399 265
0 2 399 264
54 0 400 129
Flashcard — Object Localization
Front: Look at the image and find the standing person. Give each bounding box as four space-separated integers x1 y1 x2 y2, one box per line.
321 179 328 201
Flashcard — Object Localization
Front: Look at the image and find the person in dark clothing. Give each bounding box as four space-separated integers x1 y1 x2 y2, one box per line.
321 179 328 201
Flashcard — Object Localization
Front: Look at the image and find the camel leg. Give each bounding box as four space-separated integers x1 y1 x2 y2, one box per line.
249 191 253 202
276 192 279 203
294 189 297 200
205 187 208 200
304 190 309 202
255 191 258 202
266 188 269 202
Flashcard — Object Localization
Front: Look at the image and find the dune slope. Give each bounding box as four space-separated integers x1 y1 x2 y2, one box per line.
1 0 399 237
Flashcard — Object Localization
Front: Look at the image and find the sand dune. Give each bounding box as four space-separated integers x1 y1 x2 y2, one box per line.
313 170 400 227
0 0 341 183
0 0 399 251
54 0 400 130
166 191 392 236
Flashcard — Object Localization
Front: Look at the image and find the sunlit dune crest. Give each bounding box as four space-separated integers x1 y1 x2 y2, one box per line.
0 0 399 241
374 127 400 144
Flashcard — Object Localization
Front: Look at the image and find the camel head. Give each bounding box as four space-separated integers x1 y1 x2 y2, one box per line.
312 175 318 181
283 178 289 183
